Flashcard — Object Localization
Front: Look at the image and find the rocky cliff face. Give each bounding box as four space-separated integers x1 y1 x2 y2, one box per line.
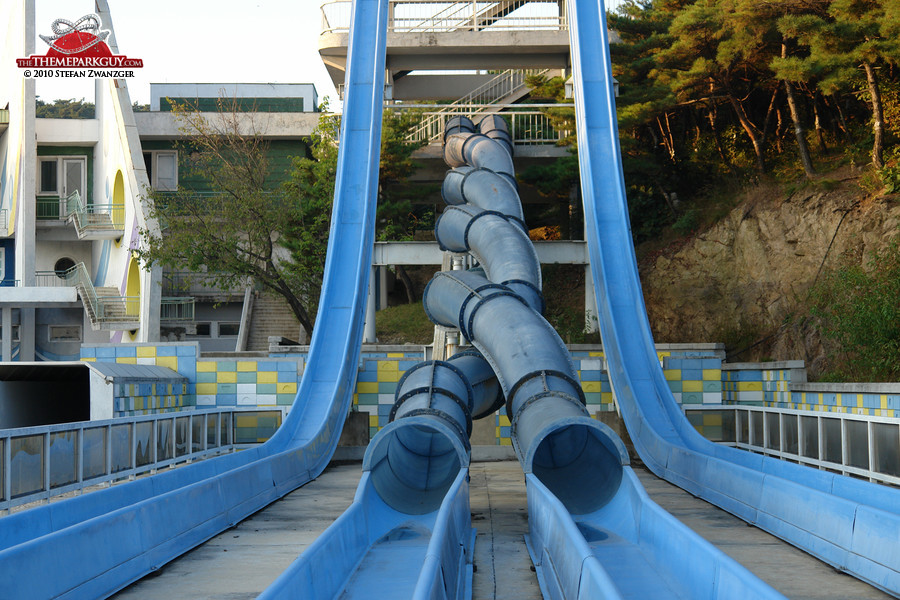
639 172 900 377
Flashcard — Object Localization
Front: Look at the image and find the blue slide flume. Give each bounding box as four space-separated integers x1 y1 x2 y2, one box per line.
0 0 388 597
568 0 900 596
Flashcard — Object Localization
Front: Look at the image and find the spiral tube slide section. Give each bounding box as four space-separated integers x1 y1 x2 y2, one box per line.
569 0 900 595
0 1 389 597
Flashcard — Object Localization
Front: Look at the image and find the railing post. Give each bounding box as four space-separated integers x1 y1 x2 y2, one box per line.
2 434 10 513
817 415 824 469
867 420 876 483
43 432 50 499
840 417 849 476
106 424 113 480
76 426 84 490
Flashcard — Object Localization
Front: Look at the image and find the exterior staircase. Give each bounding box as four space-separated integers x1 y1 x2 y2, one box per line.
405 68 550 144
64 191 124 240
65 262 140 331
246 291 305 351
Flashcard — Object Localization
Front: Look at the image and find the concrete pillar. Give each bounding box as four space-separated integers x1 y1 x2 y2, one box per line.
363 265 377 343
2 307 11 362
378 266 388 311
585 264 599 334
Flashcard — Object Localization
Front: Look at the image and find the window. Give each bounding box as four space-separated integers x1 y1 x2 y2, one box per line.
54 257 76 278
49 325 82 342
38 156 86 199
218 322 240 337
143 151 178 191
195 323 211 336
1 325 20 342
39 159 58 193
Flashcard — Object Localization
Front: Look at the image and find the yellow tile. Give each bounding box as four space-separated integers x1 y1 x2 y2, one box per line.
81 357 96 362
135 398 144 410
136 346 156 358
387 352 404 358
357 381 379 394
588 351 604 357
197 383 217 395
217 371 237 383
237 361 256 372
278 382 297 394
353 394 358 405
258 371 277 384
377 360 399 372
499 438 512 446
369 415 379 426
601 392 613 403
856 394 863 408
498 415 511 427
197 361 216 372
702 369 721 381
379 370 402 383
683 380 704 393
156 356 177 370
581 381 603 393
664 369 681 381
882 395 888 410
836 393 843 407
116 357 136 364
737 381 762 392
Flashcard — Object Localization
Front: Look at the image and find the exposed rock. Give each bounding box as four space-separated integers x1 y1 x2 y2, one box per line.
639 173 900 378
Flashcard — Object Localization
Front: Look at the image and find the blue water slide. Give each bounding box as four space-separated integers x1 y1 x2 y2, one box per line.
569 0 900 595
0 0 387 597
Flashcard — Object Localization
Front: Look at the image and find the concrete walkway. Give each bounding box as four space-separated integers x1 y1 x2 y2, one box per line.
114 460 892 599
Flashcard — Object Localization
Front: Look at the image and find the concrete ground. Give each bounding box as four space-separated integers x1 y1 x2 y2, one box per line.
114 459 892 600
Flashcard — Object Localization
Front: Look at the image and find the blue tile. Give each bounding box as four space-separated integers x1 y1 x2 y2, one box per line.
277 361 297 372
96 347 116 359
157 345 177 357
701 358 721 369
217 394 237 406
116 346 137 357
357 370 378 382
257 361 278 371
398 360 419 371
682 369 703 381
176 345 196 357
580 370 604 382
81 346 96 358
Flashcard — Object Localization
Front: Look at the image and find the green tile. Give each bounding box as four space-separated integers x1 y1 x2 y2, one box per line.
197 372 217 383
277 393 295 405
257 383 277 395
218 383 237 394
237 372 257 383
357 393 379 406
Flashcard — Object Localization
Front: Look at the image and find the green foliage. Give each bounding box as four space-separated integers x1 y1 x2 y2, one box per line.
139 100 423 338
375 301 434 344
35 97 94 118
809 237 900 381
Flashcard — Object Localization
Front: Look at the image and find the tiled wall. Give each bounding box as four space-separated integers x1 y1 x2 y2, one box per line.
663 357 723 405
82 343 303 416
114 381 187 415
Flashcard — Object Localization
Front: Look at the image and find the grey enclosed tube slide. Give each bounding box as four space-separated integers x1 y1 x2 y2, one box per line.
365 115 628 515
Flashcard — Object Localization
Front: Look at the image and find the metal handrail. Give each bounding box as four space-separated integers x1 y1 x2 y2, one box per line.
0 408 282 513
321 0 568 35
397 107 571 145
685 405 900 486
64 190 125 232
160 297 196 322
405 68 549 142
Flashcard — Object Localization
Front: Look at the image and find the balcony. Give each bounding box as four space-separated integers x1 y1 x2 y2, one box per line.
319 0 570 87
36 192 124 240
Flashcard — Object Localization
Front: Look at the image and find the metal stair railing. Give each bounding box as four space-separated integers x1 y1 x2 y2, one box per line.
62 262 140 327
405 68 548 143
64 190 124 237
321 1 568 35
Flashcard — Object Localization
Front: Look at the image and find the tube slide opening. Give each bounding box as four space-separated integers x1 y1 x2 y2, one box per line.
530 422 627 515
364 417 469 514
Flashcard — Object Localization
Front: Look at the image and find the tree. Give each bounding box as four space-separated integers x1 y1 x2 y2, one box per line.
779 0 892 168
138 100 424 339
35 97 94 118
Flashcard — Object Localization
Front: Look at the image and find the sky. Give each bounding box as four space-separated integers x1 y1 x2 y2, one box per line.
34 0 337 107
32 0 626 109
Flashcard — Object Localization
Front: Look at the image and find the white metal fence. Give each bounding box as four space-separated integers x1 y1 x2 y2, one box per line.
685 405 900 487
0 408 281 514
